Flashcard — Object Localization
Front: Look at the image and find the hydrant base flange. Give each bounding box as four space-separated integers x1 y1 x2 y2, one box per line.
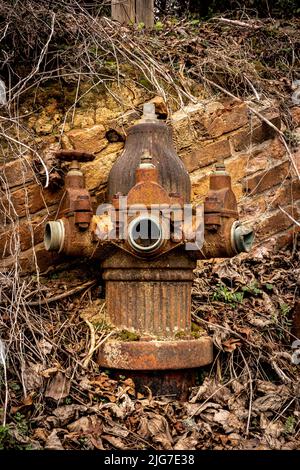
97 337 213 370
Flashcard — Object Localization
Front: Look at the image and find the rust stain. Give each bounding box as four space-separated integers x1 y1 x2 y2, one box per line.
98 337 213 370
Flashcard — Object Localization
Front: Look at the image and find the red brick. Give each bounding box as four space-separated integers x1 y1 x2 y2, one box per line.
251 137 286 161
274 227 300 251
1 183 63 218
242 161 291 195
231 109 281 151
294 148 300 174
239 194 267 219
255 205 300 240
206 102 248 138
272 179 300 207
0 242 62 273
290 106 300 127
0 206 59 257
181 138 231 173
0 158 34 189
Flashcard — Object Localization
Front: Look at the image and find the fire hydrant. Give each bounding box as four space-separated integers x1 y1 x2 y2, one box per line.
44 103 254 399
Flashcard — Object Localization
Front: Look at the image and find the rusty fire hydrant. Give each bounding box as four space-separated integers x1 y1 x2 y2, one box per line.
44 103 254 399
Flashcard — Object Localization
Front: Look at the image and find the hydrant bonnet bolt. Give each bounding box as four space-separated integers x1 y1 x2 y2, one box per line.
44 220 65 252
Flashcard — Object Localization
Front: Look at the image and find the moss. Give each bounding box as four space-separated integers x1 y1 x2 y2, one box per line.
191 322 206 338
138 76 153 90
117 329 140 341
92 319 112 331
175 330 188 339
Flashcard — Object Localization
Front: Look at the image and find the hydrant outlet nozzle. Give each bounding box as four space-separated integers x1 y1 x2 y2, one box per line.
44 220 65 252
231 221 255 254
127 215 165 254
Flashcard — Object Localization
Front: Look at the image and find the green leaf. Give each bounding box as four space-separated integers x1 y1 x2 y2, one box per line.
265 283 274 291
154 21 164 31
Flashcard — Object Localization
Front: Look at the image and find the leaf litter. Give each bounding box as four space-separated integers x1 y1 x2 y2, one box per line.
0 243 299 450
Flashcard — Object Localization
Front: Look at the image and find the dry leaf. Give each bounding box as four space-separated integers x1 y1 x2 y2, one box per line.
90 436 105 450
139 412 173 449
67 415 102 435
213 409 244 433
223 338 241 352
23 363 44 391
185 402 221 416
41 367 60 378
174 432 197 450
53 404 87 426
260 414 284 438
45 372 71 401
37 339 53 355
102 434 127 449
252 394 288 412
44 430 64 450
33 428 48 442
102 423 129 438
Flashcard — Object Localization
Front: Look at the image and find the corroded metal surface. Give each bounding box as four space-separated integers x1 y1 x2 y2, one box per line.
98 337 213 370
102 249 195 337
200 165 240 259
55 150 94 230
108 121 191 203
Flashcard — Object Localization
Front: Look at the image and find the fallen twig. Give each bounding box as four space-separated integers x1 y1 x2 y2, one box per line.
214 17 262 29
27 280 97 306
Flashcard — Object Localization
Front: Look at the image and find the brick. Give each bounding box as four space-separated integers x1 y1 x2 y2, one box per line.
242 161 290 195
191 174 210 202
0 215 51 257
0 242 62 273
290 106 300 127
206 102 248 138
255 205 300 240
149 96 168 117
226 151 269 183
67 125 108 154
239 194 267 219
239 178 300 223
0 206 59 256
250 137 286 161
231 109 281 152
272 179 300 207
225 154 248 182
0 158 34 189
1 183 63 218
274 227 300 251
294 148 300 174
172 100 248 149
232 183 243 200
180 138 231 173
